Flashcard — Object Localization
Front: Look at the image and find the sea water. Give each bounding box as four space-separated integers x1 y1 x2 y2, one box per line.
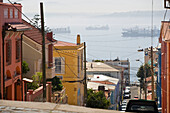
44 12 164 83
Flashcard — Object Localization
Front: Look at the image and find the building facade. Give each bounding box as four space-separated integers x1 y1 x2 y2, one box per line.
87 74 120 110
0 1 30 100
22 20 57 79
103 59 130 85
53 35 84 106
159 21 170 113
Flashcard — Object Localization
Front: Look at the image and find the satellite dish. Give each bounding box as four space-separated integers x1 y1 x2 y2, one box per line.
164 0 170 8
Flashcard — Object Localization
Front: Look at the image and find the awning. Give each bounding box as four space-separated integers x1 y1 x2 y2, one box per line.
5 23 31 32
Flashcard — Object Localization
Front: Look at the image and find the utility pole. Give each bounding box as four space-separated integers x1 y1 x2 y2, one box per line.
40 2 46 102
151 46 154 100
151 0 154 101
84 42 87 106
143 64 147 100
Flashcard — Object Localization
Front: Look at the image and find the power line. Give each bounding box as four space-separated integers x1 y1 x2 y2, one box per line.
55 50 79 78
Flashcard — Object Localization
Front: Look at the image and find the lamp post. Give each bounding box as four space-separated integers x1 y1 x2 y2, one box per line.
136 59 147 100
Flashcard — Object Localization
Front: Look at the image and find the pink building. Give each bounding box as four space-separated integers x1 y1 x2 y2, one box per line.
0 0 30 100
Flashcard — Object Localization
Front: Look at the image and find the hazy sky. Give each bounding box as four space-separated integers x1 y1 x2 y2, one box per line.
4 0 164 14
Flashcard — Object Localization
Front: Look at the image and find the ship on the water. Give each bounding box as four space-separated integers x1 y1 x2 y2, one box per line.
86 25 109 30
52 27 71 34
122 26 160 37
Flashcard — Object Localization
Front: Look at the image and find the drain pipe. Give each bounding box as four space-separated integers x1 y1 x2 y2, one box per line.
2 26 6 99
21 32 24 101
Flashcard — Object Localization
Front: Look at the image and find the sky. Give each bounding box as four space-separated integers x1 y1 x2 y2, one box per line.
4 0 164 14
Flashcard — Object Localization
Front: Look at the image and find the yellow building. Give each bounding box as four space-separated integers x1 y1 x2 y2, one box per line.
53 35 84 106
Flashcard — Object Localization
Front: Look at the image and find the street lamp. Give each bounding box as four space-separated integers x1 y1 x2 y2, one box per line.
136 59 147 100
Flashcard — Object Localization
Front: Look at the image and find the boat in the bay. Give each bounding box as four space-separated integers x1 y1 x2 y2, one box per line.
52 27 71 34
122 26 160 37
85 25 109 30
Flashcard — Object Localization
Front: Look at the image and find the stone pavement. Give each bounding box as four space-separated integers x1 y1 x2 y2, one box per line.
0 100 125 113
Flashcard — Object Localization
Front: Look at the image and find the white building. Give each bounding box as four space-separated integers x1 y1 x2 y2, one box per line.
86 62 121 80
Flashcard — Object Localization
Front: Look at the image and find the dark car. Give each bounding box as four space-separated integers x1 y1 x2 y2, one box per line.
125 100 158 113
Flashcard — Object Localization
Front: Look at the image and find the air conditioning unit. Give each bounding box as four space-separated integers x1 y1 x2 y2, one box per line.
164 0 170 8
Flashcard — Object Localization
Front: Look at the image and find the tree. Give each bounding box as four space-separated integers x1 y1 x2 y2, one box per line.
22 61 30 75
51 76 63 92
136 63 151 89
32 72 43 86
31 14 51 33
27 72 42 91
86 89 110 109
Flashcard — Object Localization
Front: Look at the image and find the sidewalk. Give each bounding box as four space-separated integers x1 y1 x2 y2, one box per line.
0 100 126 113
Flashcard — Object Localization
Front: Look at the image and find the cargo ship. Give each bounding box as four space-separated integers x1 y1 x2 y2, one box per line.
122 26 160 37
86 25 109 30
52 27 71 34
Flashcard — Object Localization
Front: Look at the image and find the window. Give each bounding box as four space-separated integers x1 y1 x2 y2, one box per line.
4 9 8 18
10 9 13 18
81 53 83 70
16 39 21 61
78 56 80 76
14 9 18 19
6 40 11 64
55 57 65 74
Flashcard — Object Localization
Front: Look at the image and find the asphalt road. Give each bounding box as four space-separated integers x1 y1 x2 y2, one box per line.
130 86 139 99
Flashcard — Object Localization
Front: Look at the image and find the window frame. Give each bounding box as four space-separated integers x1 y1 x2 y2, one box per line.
16 38 21 62
6 39 12 65
55 57 65 74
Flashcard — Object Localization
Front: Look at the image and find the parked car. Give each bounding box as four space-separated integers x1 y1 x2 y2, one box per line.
124 93 130 99
126 100 158 113
124 89 130 94
133 95 139 100
121 105 126 111
122 100 127 105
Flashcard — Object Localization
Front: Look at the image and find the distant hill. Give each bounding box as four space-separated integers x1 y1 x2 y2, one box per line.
100 10 168 18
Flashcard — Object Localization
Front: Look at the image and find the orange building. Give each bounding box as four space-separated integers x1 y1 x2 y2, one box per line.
0 1 30 100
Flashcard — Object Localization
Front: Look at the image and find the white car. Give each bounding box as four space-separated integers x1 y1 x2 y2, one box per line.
122 100 127 105
126 86 131 90
121 105 126 111
124 93 130 99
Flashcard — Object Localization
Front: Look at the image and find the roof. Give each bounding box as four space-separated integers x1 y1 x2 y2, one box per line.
0 2 21 6
54 41 77 46
90 74 119 85
6 23 31 32
22 20 57 45
87 62 120 72
87 81 115 90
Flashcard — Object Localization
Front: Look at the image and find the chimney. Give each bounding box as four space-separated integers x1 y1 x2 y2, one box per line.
91 63 93 68
77 34 80 45
0 0 3 2
46 32 53 41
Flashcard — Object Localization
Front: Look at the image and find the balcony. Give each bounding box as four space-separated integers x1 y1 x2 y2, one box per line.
46 66 55 79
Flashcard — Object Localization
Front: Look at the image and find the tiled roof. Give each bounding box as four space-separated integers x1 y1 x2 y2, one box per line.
0 2 21 6
6 23 31 31
22 20 57 45
54 41 77 46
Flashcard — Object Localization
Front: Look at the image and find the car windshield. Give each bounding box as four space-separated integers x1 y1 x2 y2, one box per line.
131 105 155 111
